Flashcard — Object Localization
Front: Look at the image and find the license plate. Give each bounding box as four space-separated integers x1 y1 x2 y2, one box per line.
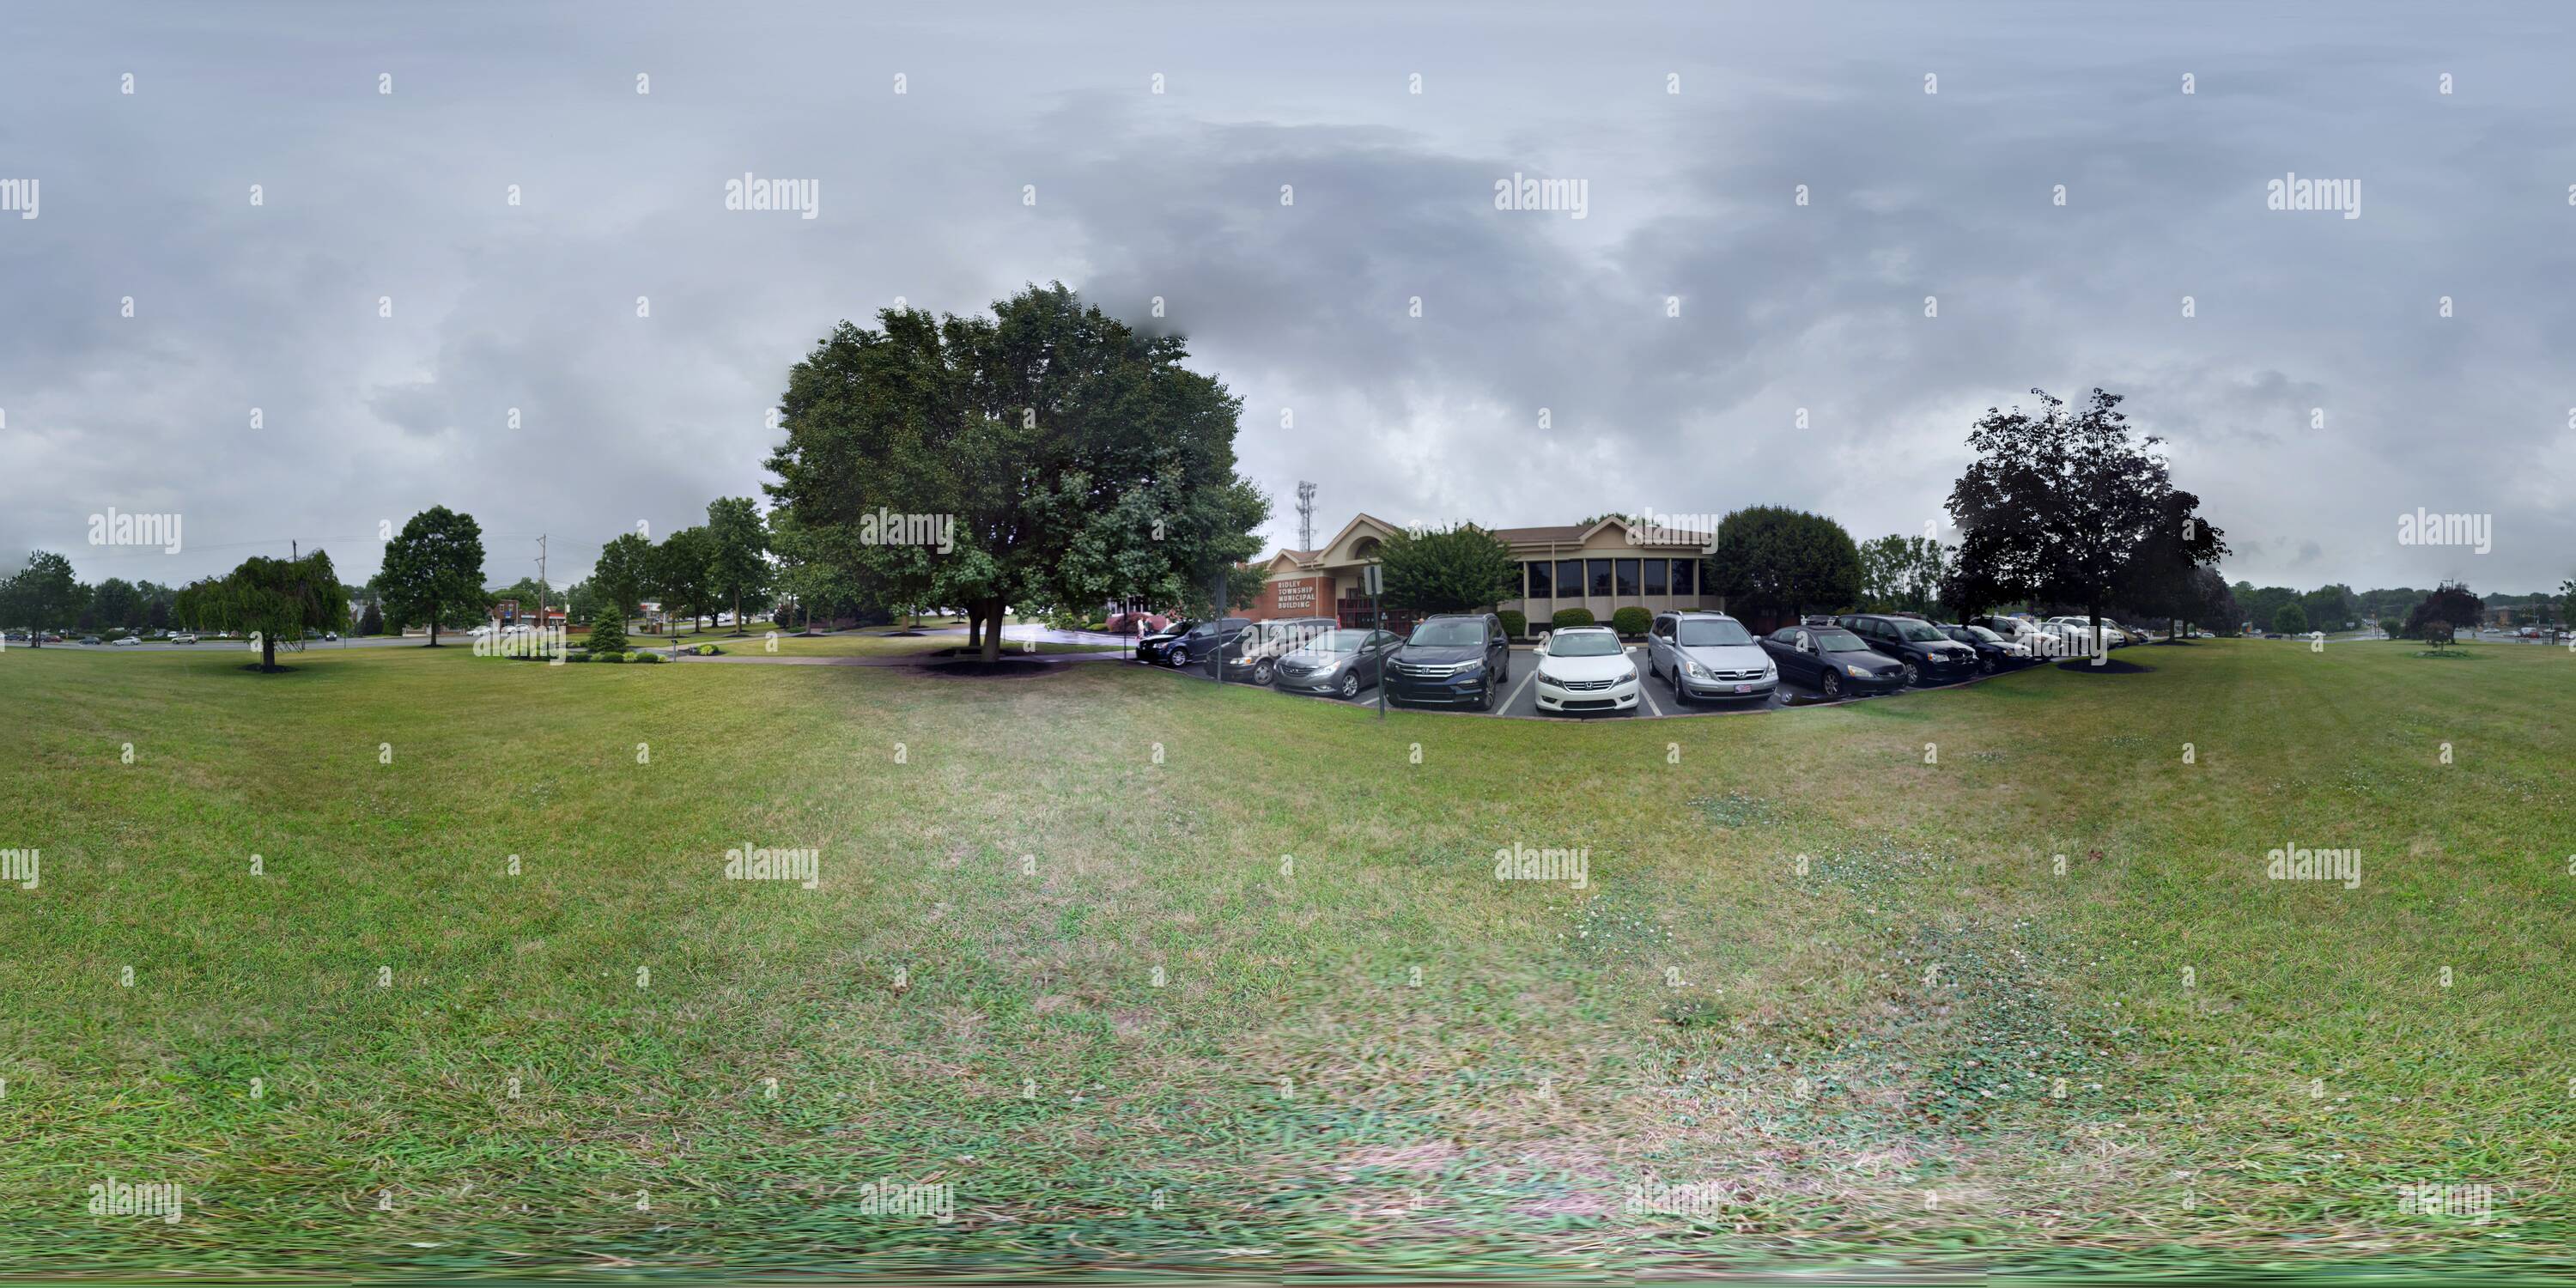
1734 683 1751 693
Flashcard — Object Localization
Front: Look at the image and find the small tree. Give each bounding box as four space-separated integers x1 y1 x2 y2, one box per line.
1379 523 1517 613
1705 506 1863 622
592 532 653 635
2271 603 2308 636
703 495 771 635
586 607 629 653
2422 619 2457 653
358 601 385 636
2403 581 2482 641
207 550 349 671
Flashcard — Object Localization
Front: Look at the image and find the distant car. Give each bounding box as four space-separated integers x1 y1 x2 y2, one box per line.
1132 617 1198 665
1534 625 1639 715
1643 611 1775 703
1761 623 1908 699
109 635 142 647
1838 614 1979 685
78 635 102 646
325 631 339 641
1222 617 1336 685
1385 612 1512 710
170 632 198 644
1273 628 1402 699
1966 615 2042 648
1938 622 2027 671
1158 617 1250 670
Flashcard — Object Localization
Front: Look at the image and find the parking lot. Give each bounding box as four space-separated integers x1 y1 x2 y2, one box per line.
1137 641 1998 720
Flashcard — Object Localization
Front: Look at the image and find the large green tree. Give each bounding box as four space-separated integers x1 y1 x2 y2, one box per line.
204 550 350 671
5 552 85 644
2112 489 2229 637
90 577 143 631
653 526 715 634
1379 523 1517 614
765 283 1269 665
380 507 488 647
1703 507 1862 622
703 496 771 634
1946 388 2215 650
592 532 653 633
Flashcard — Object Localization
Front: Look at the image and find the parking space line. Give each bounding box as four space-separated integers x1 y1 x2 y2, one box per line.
1631 647 1665 717
1502 662 1539 713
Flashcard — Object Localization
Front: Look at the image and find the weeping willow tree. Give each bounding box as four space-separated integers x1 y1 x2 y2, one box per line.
199 550 350 671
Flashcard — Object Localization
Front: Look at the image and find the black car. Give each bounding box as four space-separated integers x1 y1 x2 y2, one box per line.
1936 622 2026 672
1759 623 1909 699
1133 618 1198 664
1837 614 1980 685
1157 617 1250 670
1383 612 1512 710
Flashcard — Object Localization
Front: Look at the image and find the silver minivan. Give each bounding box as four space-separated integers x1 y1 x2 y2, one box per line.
1644 611 1777 702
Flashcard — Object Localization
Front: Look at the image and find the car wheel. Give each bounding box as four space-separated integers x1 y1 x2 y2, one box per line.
1670 666 1690 704
1901 663 1919 687
1479 680 1496 712
1170 647 1189 668
1338 672 1360 700
1254 659 1274 686
1819 670 1843 700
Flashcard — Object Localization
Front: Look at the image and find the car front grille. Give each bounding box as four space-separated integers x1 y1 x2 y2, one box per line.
1559 677 1617 691
1279 663 1315 677
1393 661 1459 677
1710 668 1765 682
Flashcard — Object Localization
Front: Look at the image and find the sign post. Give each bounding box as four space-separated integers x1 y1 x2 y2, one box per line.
1209 570 1227 684
1364 562 1385 720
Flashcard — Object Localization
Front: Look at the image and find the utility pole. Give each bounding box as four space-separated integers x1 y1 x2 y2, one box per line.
1296 481 1316 554
535 534 549 623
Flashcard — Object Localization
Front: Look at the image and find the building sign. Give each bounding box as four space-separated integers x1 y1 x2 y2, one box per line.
1276 579 1318 612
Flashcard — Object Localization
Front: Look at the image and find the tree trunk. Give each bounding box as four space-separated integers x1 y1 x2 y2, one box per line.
980 597 1005 665
262 634 277 671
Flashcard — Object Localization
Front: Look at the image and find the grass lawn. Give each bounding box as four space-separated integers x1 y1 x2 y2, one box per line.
0 638 2567 1276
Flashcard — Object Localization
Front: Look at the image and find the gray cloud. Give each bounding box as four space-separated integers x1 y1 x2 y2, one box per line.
2 2 2569 596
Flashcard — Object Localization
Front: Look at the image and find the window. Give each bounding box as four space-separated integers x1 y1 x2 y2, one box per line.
1555 560 1582 598
1588 559 1613 598
1651 615 1673 641
1643 559 1668 596
1614 559 1640 597
1525 561 1552 599
1671 559 1696 596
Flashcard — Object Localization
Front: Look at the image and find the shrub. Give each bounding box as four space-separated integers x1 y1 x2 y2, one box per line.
1551 607 1596 630
1610 606 1652 638
2378 617 2402 639
598 652 627 664
586 611 629 653
1498 609 1527 639
567 651 592 663
695 643 720 656
633 651 666 664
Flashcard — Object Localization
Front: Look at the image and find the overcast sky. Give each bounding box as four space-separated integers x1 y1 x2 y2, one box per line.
4 2 2571 597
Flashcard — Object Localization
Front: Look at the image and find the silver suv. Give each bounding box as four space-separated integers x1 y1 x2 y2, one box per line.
1222 617 1337 685
1643 611 1777 703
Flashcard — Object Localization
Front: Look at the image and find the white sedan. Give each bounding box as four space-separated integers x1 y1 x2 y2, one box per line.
1534 626 1641 715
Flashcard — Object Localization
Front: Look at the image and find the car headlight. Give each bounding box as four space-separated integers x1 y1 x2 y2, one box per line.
1682 659 1710 679
1450 660 1484 677
1845 664 1870 677
1537 671 1564 688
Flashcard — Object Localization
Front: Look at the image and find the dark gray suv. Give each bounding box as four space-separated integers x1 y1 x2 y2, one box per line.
1383 612 1512 709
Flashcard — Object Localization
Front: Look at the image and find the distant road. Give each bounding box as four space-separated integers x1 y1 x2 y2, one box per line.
17 635 436 653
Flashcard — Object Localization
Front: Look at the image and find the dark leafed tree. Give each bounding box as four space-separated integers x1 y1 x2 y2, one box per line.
2403 580 2481 641
703 496 770 635
1947 388 2209 651
592 532 653 634
2271 603 2309 636
2112 489 2229 638
654 526 715 634
357 600 385 636
1703 506 1862 622
90 577 143 631
380 507 488 647
5 551 85 645
1379 524 1518 614
765 283 1270 665
206 550 350 671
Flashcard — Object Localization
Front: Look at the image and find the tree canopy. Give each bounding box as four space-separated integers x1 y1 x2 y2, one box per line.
703 496 771 633
1703 507 1862 620
203 550 349 671
380 507 488 647
764 283 1269 664
1379 524 1518 613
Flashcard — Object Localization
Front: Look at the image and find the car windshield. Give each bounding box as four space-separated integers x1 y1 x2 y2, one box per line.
1677 619 1753 647
1309 630 1372 653
1547 631 1623 657
1408 620 1485 647
1896 622 1947 642
1962 625 2003 643
1184 623 1215 637
1814 629 1870 652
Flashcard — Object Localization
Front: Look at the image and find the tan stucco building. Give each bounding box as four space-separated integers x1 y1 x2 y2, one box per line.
1247 513 1722 634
